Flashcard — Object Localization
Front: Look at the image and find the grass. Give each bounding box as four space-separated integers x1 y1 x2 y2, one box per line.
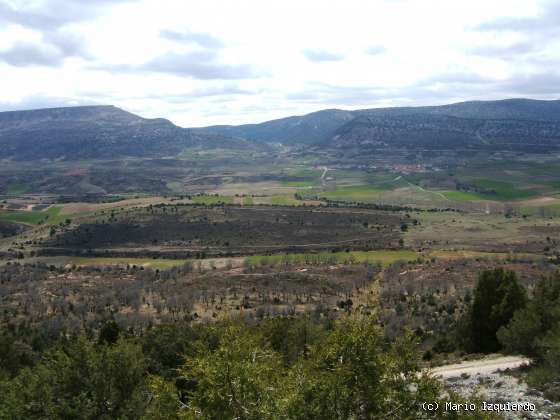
192 195 234 205
245 249 419 267
281 181 316 187
428 250 540 260
0 206 61 225
270 195 301 205
286 168 322 179
472 179 537 201
6 183 30 195
519 202 560 217
442 179 539 202
408 210 560 252
441 191 487 202
319 185 384 203
242 196 254 205
366 172 405 188
40 249 547 272
68 257 190 270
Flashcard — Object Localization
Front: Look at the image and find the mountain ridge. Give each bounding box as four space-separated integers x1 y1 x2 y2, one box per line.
194 98 560 151
2 98 560 160
0 105 260 160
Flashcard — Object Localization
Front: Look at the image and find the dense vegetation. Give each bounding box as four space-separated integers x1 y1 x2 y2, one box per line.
428 268 560 401
1 260 557 417
0 313 497 419
498 272 560 400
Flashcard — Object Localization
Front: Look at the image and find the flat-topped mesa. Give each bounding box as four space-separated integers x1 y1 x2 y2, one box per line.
0 105 254 160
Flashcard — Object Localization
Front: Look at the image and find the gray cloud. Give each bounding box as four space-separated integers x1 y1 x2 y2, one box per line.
286 66 560 107
0 1 80 31
475 1 560 36
418 71 495 86
500 72 560 96
365 45 385 55
0 29 89 67
0 0 138 31
0 0 131 67
0 42 65 67
182 85 259 98
43 30 89 57
142 50 260 80
468 42 535 59
302 71 491 104
160 30 224 49
302 49 344 62
0 94 100 112
287 82 390 105
130 86 262 104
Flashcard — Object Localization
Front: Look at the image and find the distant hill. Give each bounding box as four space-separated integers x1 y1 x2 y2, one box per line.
193 109 355 145
0 105 254 160
3 99 560 160
196 99 560 151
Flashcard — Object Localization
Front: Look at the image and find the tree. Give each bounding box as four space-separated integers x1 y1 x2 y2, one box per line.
181 322 283 419
469 269 527 353
498 271 560 357
0 337 147 419
281 315 458 419
98 320 121 345
141 323 198 379
168 316 453 419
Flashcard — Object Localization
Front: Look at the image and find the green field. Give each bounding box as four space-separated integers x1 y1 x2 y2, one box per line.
441 190 487 202
472 179 537 201
0 206 61 225
428 250 540 260
442 179 539 202
281 181 317 187
242 196 254 205
270 194 301 205
6 183 30 195
366 173 407 188
319 185 384 202
286 168 322 179
520 202 560 217
245 249 419 267
68 257 190 270
192 195 234 205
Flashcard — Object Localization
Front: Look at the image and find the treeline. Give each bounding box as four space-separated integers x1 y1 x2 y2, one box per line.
244 253 385 269
295 195 462 213
0 314 494 419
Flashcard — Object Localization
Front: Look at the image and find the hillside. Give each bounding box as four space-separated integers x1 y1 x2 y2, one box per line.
3 99 560 160
197 99 560 151
0 105 253 160
193 109 355 145
326 112 560 152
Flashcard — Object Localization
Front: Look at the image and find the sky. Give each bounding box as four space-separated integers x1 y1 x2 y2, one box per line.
0 0 559 127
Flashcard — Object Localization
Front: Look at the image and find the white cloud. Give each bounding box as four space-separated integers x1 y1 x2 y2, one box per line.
0 0 558 126
303 49 344 62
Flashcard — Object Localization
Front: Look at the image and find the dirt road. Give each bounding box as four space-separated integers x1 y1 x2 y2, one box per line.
431 355 531 379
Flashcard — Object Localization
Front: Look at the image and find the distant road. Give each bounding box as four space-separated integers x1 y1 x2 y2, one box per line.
431 355 531 379
320 166 328 187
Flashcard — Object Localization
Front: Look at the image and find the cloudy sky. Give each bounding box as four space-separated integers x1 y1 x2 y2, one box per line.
1 0 559 126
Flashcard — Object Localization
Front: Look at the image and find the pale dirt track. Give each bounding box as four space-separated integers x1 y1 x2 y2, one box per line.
431 355 531 379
